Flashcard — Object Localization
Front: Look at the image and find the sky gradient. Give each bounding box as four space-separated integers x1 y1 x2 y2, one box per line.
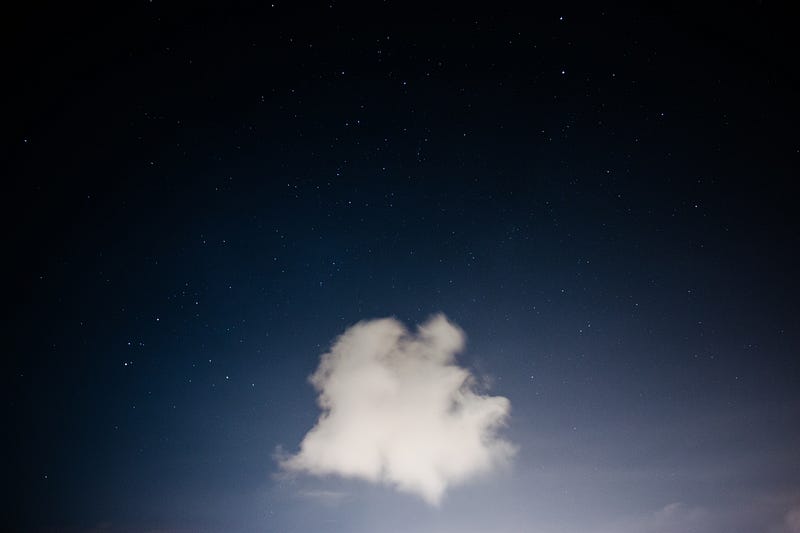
7 3 799 532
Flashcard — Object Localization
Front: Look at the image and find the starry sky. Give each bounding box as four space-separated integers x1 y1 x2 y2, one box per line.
7 2 800 532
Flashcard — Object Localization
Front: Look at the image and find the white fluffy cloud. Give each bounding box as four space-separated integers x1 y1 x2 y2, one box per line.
280 314 515 505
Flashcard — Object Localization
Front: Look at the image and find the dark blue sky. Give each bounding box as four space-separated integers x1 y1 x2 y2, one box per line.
7 3 799 532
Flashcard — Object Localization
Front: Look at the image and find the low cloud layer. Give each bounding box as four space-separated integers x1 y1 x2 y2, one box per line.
786 506 800 533
590 497 800 533
280 314 515 505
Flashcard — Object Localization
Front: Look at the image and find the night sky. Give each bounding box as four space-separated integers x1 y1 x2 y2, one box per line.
7 3 800 532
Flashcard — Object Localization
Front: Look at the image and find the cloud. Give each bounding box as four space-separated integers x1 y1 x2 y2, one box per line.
590 496 800 533
647 502 711 532
786 506 800 533
280 314 515 505
593 502 713 533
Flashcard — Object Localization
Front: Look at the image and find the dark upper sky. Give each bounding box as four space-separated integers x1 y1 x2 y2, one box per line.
7 2 799 532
